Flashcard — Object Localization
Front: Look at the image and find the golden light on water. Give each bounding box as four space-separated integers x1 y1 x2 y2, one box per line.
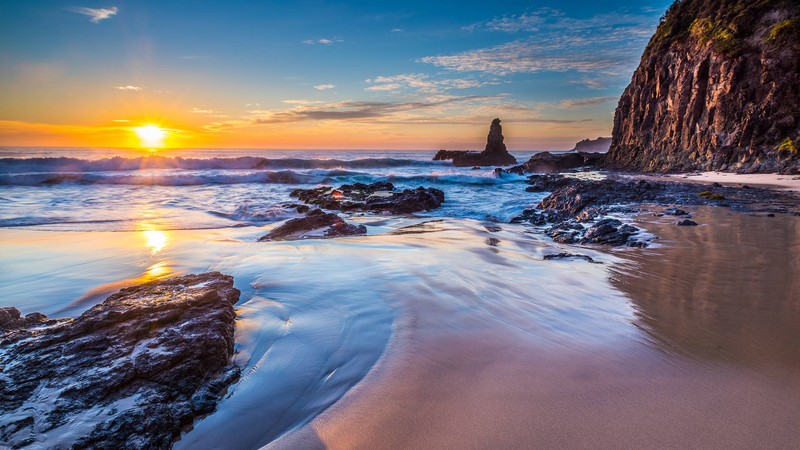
134 125 167 149
142 229 168 254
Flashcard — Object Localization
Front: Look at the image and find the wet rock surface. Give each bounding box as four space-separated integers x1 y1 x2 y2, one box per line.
291 181 444 214
512 173 800 247
0 272 241 449
260 208 367 241
507 151 605 174
433 119 517 167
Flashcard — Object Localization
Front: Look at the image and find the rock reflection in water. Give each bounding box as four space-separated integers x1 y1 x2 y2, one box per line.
611 206 800 371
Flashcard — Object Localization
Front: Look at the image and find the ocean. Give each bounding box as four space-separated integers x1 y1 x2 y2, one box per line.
2 147 798 449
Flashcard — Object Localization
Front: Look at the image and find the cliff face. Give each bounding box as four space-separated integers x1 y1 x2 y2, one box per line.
607 0 800 173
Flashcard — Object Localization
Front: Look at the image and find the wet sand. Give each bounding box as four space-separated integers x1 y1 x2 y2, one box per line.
646 171 800 192
271 207 800 449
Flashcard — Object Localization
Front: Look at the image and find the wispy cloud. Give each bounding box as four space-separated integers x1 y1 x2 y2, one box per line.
67 6 118 23
190 107 224 115
114 85 143 91
423 9 659 77
302 38 343 45
365 73 494 94
557 96 617 109
314 84 336 90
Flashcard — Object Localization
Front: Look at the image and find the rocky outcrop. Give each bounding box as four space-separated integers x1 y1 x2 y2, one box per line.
291 181 444 214
0 272 241 449
511 173 800 246
569 137 612 153
507 151 604 174
433 119 517 167
607 0 800 174
259 209 367 241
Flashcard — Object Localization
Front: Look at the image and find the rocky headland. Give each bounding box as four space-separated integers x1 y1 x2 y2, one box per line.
434 118 517 167
569 137 612 153
0 272 241 449
606 0 800 174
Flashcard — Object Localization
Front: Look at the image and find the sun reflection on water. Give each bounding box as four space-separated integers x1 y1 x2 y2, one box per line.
142 229 168 254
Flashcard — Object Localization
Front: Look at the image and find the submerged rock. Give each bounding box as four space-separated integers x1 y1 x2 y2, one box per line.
676 219 699 226
291 181 444 214
259 208 367 241
0 272 241 449
433 119 517 167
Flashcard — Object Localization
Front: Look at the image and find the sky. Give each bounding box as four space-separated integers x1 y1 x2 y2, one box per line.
0 0 673 150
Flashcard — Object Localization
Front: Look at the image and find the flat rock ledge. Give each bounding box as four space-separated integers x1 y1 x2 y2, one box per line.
0 272 241 450
291 181 444 214
260 208 367 241
512 174 800 247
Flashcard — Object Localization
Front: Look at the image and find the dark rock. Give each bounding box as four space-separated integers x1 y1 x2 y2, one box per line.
569 137 612 153
664 208 691 216
433 119 517 167
291 182 444 214
711 182 723 188
0 272 241 449
579 219 643 247
260 209 367 241
507 151 604 174
676 219 699 226
606 0 800 174
543 253 602 264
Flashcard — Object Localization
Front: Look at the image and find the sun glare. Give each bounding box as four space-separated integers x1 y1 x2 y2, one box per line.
134 125 167 149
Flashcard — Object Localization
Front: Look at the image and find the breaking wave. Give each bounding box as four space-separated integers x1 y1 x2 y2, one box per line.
0 156 431 174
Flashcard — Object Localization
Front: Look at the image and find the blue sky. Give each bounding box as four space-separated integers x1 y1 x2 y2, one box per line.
0 0 673 149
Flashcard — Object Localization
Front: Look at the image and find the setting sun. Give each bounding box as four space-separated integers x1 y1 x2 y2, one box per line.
134 125 167 148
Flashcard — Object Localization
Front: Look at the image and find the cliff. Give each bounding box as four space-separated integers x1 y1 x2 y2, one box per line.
607 0 800 174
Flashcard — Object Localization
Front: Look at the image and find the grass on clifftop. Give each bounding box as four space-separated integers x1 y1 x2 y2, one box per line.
646 0 800 58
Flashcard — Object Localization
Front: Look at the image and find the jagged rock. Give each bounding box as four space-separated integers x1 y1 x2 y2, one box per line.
507 151 605 174
569 137 612 153
259 209 366 241
433 119 517 167
291 182 444 214
607 0 800 174
0 272 241 450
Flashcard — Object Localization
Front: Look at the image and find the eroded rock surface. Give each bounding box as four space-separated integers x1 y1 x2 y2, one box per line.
0 272 241 449
259 208 367 241
291 181 444 214
434 119 517 167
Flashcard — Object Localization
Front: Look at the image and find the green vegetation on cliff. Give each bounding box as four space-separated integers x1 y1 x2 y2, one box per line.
646 0 800 57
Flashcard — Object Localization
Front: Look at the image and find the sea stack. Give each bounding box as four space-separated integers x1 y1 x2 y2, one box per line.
606 0 800 174
433 118 518 167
